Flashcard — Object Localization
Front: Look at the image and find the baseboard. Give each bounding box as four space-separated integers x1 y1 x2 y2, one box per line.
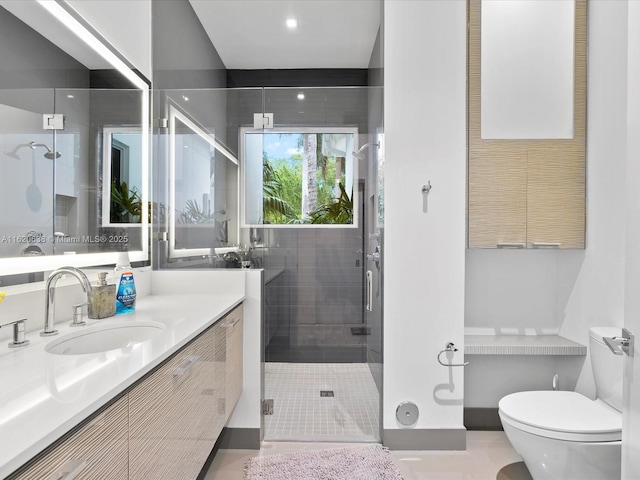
463 407 503 431
383 428 466 450
217 427 261 449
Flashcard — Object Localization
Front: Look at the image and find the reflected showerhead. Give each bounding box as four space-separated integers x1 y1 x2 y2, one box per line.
29 141 61 159
352 142 380 160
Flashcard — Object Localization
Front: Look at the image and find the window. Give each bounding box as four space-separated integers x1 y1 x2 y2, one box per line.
242 128 358 227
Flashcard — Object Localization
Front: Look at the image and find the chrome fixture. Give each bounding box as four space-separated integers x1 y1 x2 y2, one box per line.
603 328 635 357
367 245 381 270
365 270 373 312
352 142 379 160
42 267 92 337
437 342 469 367
421 181 432 213
29 141 61 159
396 401 419 426
0 318 30 348
71 302 89 327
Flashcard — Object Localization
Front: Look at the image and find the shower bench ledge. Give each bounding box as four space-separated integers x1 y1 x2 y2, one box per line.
464 334 587 356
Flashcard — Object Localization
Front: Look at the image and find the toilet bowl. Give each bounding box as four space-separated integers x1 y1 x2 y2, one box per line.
498 327 623 480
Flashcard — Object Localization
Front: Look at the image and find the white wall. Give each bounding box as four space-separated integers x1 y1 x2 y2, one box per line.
68 0 152 80
464 1 629 407
383 0 467 432
622 1 640 477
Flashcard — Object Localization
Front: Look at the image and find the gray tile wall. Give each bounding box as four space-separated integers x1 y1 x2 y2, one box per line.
264 227 365 355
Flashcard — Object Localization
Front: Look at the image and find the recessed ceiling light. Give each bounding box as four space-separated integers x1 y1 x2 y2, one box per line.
182 95 189 102
286 18 299 29
66 94 74 99
297 93 305 100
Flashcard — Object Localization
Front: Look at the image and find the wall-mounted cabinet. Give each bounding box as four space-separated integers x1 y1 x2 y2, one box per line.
468 0 587 249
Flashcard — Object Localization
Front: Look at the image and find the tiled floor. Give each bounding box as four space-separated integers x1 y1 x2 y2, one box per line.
204 431 531 480
263 362 380 442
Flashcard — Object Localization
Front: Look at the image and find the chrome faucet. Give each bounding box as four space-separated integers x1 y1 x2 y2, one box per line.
41 267 92 337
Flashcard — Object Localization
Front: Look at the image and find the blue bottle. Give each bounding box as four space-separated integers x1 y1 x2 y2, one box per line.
114 252 136 314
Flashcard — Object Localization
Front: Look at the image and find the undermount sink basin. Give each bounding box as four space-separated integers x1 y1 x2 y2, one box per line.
45 321 165 355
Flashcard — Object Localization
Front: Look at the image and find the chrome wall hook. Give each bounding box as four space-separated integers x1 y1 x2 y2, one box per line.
421 181 432 213
437 342 469 367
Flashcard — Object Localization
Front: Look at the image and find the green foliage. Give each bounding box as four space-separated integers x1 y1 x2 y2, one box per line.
271 157 302 218
261 134 353 225
178 199 215 224
263 157 296 223
110 181 141 223
308 182 353 224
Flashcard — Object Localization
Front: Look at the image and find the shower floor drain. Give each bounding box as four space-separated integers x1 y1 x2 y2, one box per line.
320 390 335 397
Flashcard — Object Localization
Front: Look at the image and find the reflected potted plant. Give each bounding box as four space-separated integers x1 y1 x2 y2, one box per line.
111 180 142 223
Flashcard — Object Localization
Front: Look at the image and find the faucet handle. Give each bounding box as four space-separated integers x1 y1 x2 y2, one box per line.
71 302 89 327
0 318 30 348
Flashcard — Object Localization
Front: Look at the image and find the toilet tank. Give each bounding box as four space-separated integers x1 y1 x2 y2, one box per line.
589 327 624 412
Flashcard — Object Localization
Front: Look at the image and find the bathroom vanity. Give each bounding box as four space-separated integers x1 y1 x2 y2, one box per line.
0 291 244 479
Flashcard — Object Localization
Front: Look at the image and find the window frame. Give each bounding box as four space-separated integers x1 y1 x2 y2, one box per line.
240 126 359 229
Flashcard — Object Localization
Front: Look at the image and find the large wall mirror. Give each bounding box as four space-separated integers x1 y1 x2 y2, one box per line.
0 1 150 281
168 103 239 259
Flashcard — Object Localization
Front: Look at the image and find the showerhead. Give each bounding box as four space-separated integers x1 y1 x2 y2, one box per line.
352 142 380 160
29 141 61 159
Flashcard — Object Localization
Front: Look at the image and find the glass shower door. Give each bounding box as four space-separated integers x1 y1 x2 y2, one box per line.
247 87 383 442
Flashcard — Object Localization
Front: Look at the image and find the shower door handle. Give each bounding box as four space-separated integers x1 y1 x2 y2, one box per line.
366 270 373 312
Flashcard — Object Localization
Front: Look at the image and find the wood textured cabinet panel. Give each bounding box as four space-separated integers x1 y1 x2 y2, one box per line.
224 305 243 418
468 149 527 247
527 147 586 248
8 396 128 480
467 0 587 249
129 325 221 480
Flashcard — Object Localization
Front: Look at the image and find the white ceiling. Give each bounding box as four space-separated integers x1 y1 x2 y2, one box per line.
188 0 382 70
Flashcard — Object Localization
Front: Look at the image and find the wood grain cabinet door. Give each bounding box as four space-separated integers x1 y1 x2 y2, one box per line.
224 305 243 419
7 395 128 480
467 0 587 249
129 325 220 480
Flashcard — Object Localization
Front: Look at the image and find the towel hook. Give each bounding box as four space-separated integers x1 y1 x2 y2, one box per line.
437 342 469 367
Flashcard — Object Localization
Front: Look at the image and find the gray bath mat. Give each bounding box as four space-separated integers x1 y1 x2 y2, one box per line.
244 444 404 480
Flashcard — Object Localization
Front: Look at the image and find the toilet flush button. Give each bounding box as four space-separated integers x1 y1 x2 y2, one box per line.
396 401 419 426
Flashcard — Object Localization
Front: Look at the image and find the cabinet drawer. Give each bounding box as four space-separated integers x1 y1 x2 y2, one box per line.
8 396 128 480
225 309 243 419
129 325 221 480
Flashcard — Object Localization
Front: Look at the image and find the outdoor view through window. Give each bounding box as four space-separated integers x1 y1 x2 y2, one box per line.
244 130 357 226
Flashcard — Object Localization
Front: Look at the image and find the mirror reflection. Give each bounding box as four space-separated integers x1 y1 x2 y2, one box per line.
103 127 144 225
168 104 239 259
0 3 149 281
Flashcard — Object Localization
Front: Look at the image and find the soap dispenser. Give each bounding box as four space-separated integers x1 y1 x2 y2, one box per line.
88 272 116 319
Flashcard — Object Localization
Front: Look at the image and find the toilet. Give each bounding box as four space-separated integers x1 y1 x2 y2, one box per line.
498 327 623 480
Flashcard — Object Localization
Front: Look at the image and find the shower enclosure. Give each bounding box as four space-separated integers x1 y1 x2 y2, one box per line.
154 86 383 444
254 87 383 443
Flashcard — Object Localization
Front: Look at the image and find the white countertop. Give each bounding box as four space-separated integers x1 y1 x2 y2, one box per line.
0 292 244 478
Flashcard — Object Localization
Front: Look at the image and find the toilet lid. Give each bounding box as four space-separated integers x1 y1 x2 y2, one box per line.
499 391 621 442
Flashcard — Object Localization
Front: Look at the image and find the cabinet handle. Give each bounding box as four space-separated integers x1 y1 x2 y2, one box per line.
173 355 199 387
224 317 240 328
496 243 525 249
45 459 87 480
531 242 561 248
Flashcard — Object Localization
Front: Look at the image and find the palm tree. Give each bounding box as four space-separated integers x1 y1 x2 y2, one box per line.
308 182 353 224
263 157 295 223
